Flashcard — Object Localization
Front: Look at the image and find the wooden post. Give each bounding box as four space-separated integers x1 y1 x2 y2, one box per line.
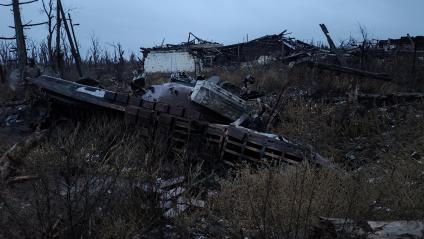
12 0 27 68
57 0 82 77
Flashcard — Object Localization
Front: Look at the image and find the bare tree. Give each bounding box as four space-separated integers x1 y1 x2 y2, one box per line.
116 43 125 64
103 47 111 65
88 34 101 67
57 0 83 77
358 24 369 69
27 38 39 61
61 32 70 67
11 0 28 69
0 41 13 65
358 24 369 45
55 0 62 73
39 40 49 64
0 42 8 83
41 0 55 63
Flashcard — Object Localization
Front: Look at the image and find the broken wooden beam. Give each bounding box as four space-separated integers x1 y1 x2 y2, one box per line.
7 175 39 185
356 92 424 106
309 61 392 82
319 24 347 66
0 130 46 182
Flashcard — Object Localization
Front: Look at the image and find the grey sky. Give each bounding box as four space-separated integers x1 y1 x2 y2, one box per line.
1 0 423 57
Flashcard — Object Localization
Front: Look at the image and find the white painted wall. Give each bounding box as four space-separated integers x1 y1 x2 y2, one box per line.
144 51 197 73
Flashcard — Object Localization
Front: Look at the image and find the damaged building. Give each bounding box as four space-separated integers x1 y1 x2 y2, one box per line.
141 33 223 73
141 32 314 73
376 35 424 53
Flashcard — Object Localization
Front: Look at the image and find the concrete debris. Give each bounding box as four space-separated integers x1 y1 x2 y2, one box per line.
162 194 206 218
6 174 39 185
158 176 186 189
135 175 206 218
164 204 188 218
160 186 186 201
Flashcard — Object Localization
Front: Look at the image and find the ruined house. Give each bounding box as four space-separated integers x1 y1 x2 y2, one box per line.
376 36 424 53
141 32 313 73
141 33 223 74
212 33 298 66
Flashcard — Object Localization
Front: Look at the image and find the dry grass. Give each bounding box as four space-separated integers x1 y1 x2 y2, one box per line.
0 116 198 238
205 156 424 238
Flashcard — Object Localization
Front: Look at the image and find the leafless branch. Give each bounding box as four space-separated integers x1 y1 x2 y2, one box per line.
0 0 38 6
9 20 49 28
0 36 16 40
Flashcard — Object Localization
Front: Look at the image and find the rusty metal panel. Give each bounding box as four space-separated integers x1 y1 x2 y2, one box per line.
169 106 185 117
104 91 116 101
125 106 139 124
142 101 155 110
156 102 170 113
129 96 143 106
116 93 129 104
184 109 201 120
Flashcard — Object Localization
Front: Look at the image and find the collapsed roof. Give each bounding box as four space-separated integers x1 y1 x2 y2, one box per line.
141 31 317 67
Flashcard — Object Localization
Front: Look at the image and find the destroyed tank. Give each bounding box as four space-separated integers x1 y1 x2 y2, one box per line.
28 72 329 167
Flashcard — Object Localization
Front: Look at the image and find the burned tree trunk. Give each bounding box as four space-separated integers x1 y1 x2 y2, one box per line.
12 0 27 68
55 0 62 74
68 13 81 60
0 64 5 84
0 131 47 182
41 0 55 64
57 0 83 77
319 23 346 66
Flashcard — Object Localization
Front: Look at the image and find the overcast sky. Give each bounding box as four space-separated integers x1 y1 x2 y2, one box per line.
1 0 423 57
